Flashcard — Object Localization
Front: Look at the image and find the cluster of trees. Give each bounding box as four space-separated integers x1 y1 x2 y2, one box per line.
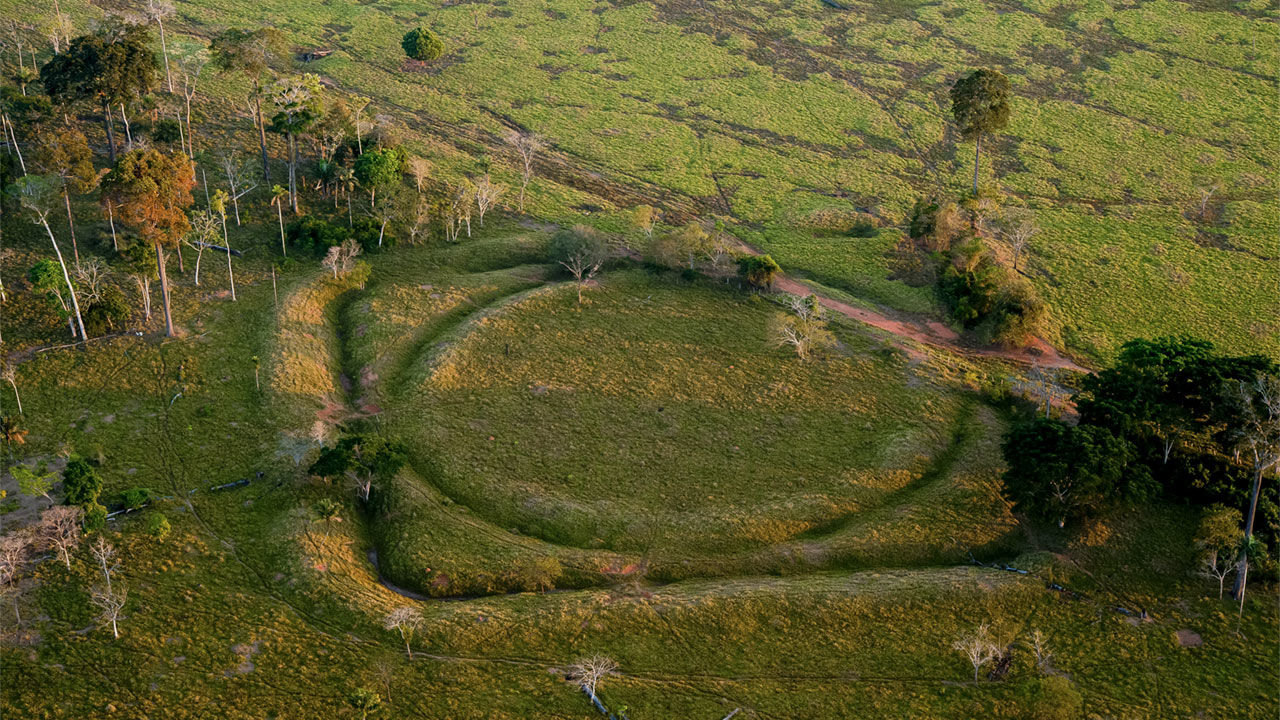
1002 337 1279 601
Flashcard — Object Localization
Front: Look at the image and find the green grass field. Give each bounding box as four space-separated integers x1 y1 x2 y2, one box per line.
1 0 1277 717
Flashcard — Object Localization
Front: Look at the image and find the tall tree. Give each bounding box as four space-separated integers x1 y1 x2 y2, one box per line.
100 149 195 337
1229 373 1280 606
143 0 176 93
268 75 321 215
210 189 236 300
8 175 87 341
39 22 158 164
353 146 402 207
950 68 1011 194
210 28 285 183
33 127 99 267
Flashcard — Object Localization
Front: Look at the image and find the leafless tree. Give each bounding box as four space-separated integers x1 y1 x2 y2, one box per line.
999 208 1037 272
0 531 31 623
1 362 21 415
383 606 423 659
1195 183 1220 222
90 536 119 594
13 178 87 341
219 151 257 226
1029 629 1052 674
178 51 208 157
144 0 176 93
405 155 431 194
73 256 110 305
632 205 659 242
505 130 545 211
402 193 431 246
1012 364 1057 418
350 96 372 155
39 505 83 570
322 239 362 279
91 582 128 639
185 210 219 287
769 294 836 361
1201 543 1235 600
558 240 606 305
473 174 505 226
567 655 618 713
45 12 73 54
441 181 474 243
1230 374 1280 608
953 623 1001 682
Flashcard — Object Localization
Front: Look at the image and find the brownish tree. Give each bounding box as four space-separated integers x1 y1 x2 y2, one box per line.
100 150 195 337
33 127 100 267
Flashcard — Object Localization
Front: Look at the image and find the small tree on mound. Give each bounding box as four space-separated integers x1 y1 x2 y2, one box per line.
550 225 609 304
401 28 444 62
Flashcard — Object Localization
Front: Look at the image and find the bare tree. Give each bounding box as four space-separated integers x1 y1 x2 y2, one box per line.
473 174 505 226
1 362 21 415
999 208 1037 272
38 505 83 570
219 151 258 226
322 239 362 279
73 256 110 305
1195 183 1220 222
1013 364 1057 418
953 623 1000 682
383 606 423 659
144 0 177 93
1229 374 1280 608
402 193 430 246
185 210 219 287
552 228 607 305
1029 629 1052 674
505 130 545 211
90 536 119 594
12 176 87 342
405 155 431 194
567 655 618 714
441 181 474 243
91 582 128 639
769 294 836 361
0 531 31 623
178 51 208 157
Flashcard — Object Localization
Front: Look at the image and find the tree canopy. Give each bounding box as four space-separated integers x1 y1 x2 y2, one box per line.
100 150 196 250
949 69 1010 142
401 28 445 62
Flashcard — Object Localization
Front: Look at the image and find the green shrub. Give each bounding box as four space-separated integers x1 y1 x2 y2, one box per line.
150 118 182 143
118 487 155 509
62 457 103 506
401 28 445 62
84 286 131 336
501 556 563 592
146 512 171 540
737 254 780 290
83 502 108 532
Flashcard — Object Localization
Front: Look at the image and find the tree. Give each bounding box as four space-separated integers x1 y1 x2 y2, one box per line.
1001 418 1145 528
100 149 196 337
40 22 158 164
33 127 99 267
143 0 176 93
1 363 21 416
568 656 618 714
184 209 219 287
270 184 289 255
62 457 103 507
0 531 30 623
632 204 659 242
312 498 341 534
90 536 119 593
1196 505 1241 599
211 28 286 182
505 130 544 211
12 462 55 501
27 257 80 339
473 174 504 226
405 154 431 193
550 226 608 304
769 294 836 361
38 505 82 569
1229 373 1280 605
308 435 408 502
10 176 87 341
999 208 1037 272
353 147 402 208
210 189 236 300
90 582 127 638
950 69 1011 194
648 222 712 271
953 623 1000 682
737 254 780 290
401 28 444 62
268 74 321 214
347 688 382 720
384 606 423 659
218 151 257 226
322 239 363 280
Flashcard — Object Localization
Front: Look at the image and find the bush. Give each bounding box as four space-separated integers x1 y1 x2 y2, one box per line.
501 556 563 592
737 254 780 290
146 512 171 540
83 286 131 336
150 118 182 144
83 502 108 532
847 219 878 238
937 238 1048 348
401 28 445 62
286 216 348 256
118 487 155 509
1019 676 1083 720
549 225 609 268
352 216 393 252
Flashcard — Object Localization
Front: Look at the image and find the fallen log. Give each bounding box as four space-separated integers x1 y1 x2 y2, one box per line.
193 241 244 257
820 0 850 8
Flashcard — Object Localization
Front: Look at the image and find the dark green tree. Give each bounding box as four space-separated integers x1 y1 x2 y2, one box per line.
352 147 403 207
347 688 382 720
737 254 780 290
401 28 445 62
950 69 1011 194
268 75 322 214
308 435 408 502
62 457 104 506
1001 418 1146 528
39 23 158 163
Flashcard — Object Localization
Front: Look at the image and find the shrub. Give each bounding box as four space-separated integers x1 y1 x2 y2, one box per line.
150 118 182 143
937 238 1048 347
83 286 131 336
501 556 563 592
847 219 878 238
83 502 108 532
286 216 348 256
351 216 393 252
401 28 445 62
737 254 780 290
118 487 155 509
146 512 171 540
